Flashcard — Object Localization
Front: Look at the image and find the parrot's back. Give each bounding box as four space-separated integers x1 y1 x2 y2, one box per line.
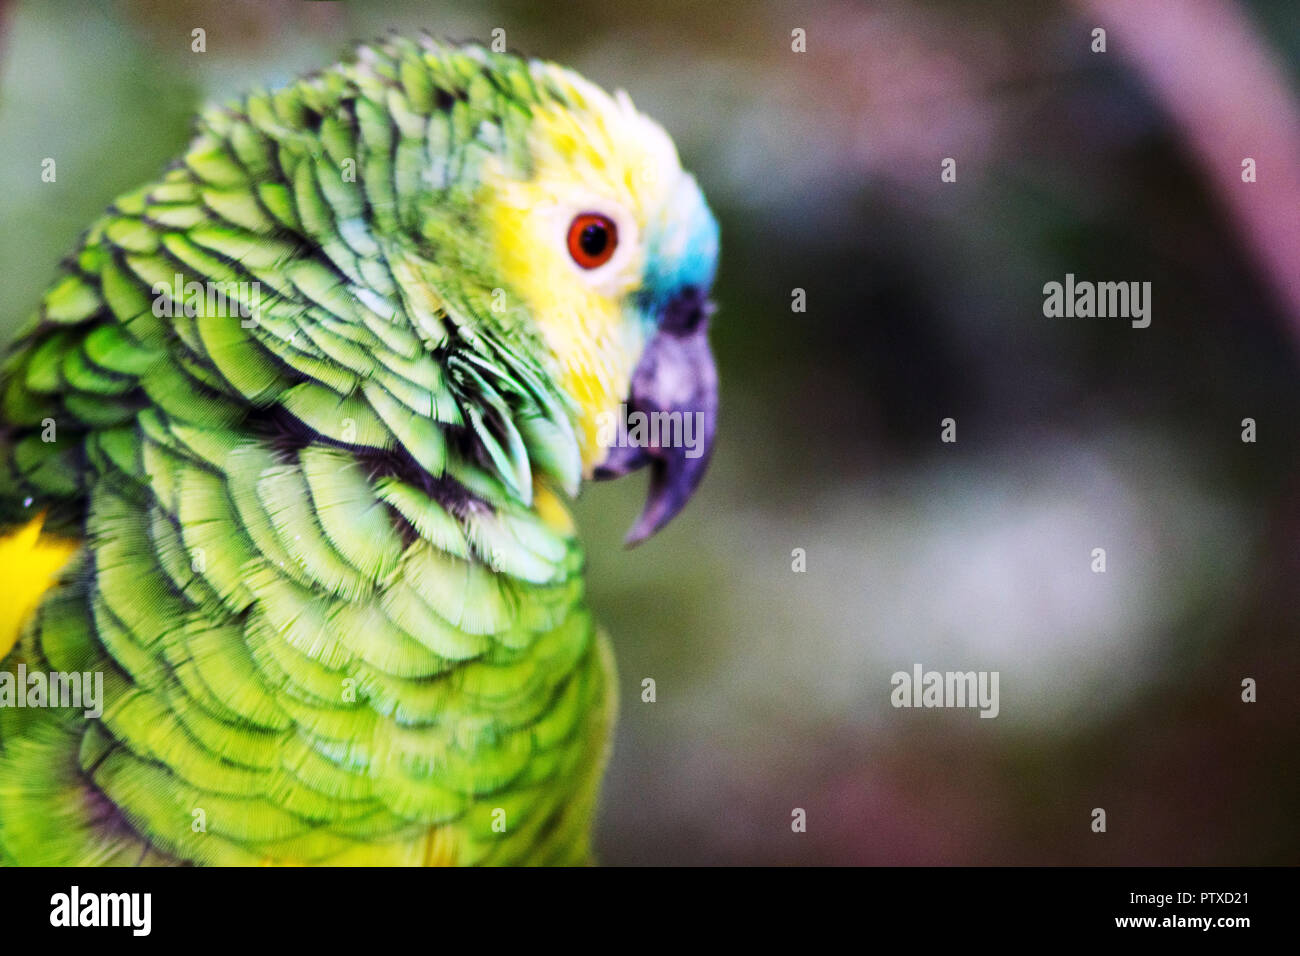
0 38 621 866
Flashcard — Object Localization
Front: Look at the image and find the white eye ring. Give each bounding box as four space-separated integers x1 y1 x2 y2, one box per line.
553 199 638 287
567 212 620 270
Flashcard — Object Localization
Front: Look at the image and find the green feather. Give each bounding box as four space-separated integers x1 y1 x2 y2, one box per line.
0 37 619 867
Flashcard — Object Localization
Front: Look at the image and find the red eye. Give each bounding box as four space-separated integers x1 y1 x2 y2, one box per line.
567 213 618 269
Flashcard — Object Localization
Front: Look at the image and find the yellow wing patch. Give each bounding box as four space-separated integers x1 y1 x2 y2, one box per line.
0 513 80 659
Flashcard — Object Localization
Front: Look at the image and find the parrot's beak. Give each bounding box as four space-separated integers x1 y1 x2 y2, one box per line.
592 287 717 546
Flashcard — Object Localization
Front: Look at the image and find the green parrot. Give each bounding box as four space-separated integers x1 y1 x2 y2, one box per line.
0 36 718 865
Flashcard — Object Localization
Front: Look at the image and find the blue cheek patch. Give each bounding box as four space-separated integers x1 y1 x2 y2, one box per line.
638 178 720 322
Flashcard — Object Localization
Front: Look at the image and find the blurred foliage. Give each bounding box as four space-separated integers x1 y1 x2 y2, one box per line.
1 0 1297 864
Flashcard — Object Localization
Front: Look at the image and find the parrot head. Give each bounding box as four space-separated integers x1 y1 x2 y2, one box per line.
461 54 720 544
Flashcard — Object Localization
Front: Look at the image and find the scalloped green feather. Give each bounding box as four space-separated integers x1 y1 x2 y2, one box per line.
0 38 621 868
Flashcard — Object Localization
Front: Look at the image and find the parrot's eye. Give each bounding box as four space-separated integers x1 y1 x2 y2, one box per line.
567 213 618 269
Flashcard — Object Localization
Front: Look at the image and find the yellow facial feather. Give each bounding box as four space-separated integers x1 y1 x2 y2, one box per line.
481 66 688 470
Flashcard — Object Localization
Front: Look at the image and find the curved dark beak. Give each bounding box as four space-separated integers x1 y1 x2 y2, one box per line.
592 287 717 546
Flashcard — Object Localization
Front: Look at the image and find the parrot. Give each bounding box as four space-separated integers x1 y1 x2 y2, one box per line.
0 35 718 866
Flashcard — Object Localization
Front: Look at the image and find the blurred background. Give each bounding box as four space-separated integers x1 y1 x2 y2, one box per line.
1 0 1297 864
